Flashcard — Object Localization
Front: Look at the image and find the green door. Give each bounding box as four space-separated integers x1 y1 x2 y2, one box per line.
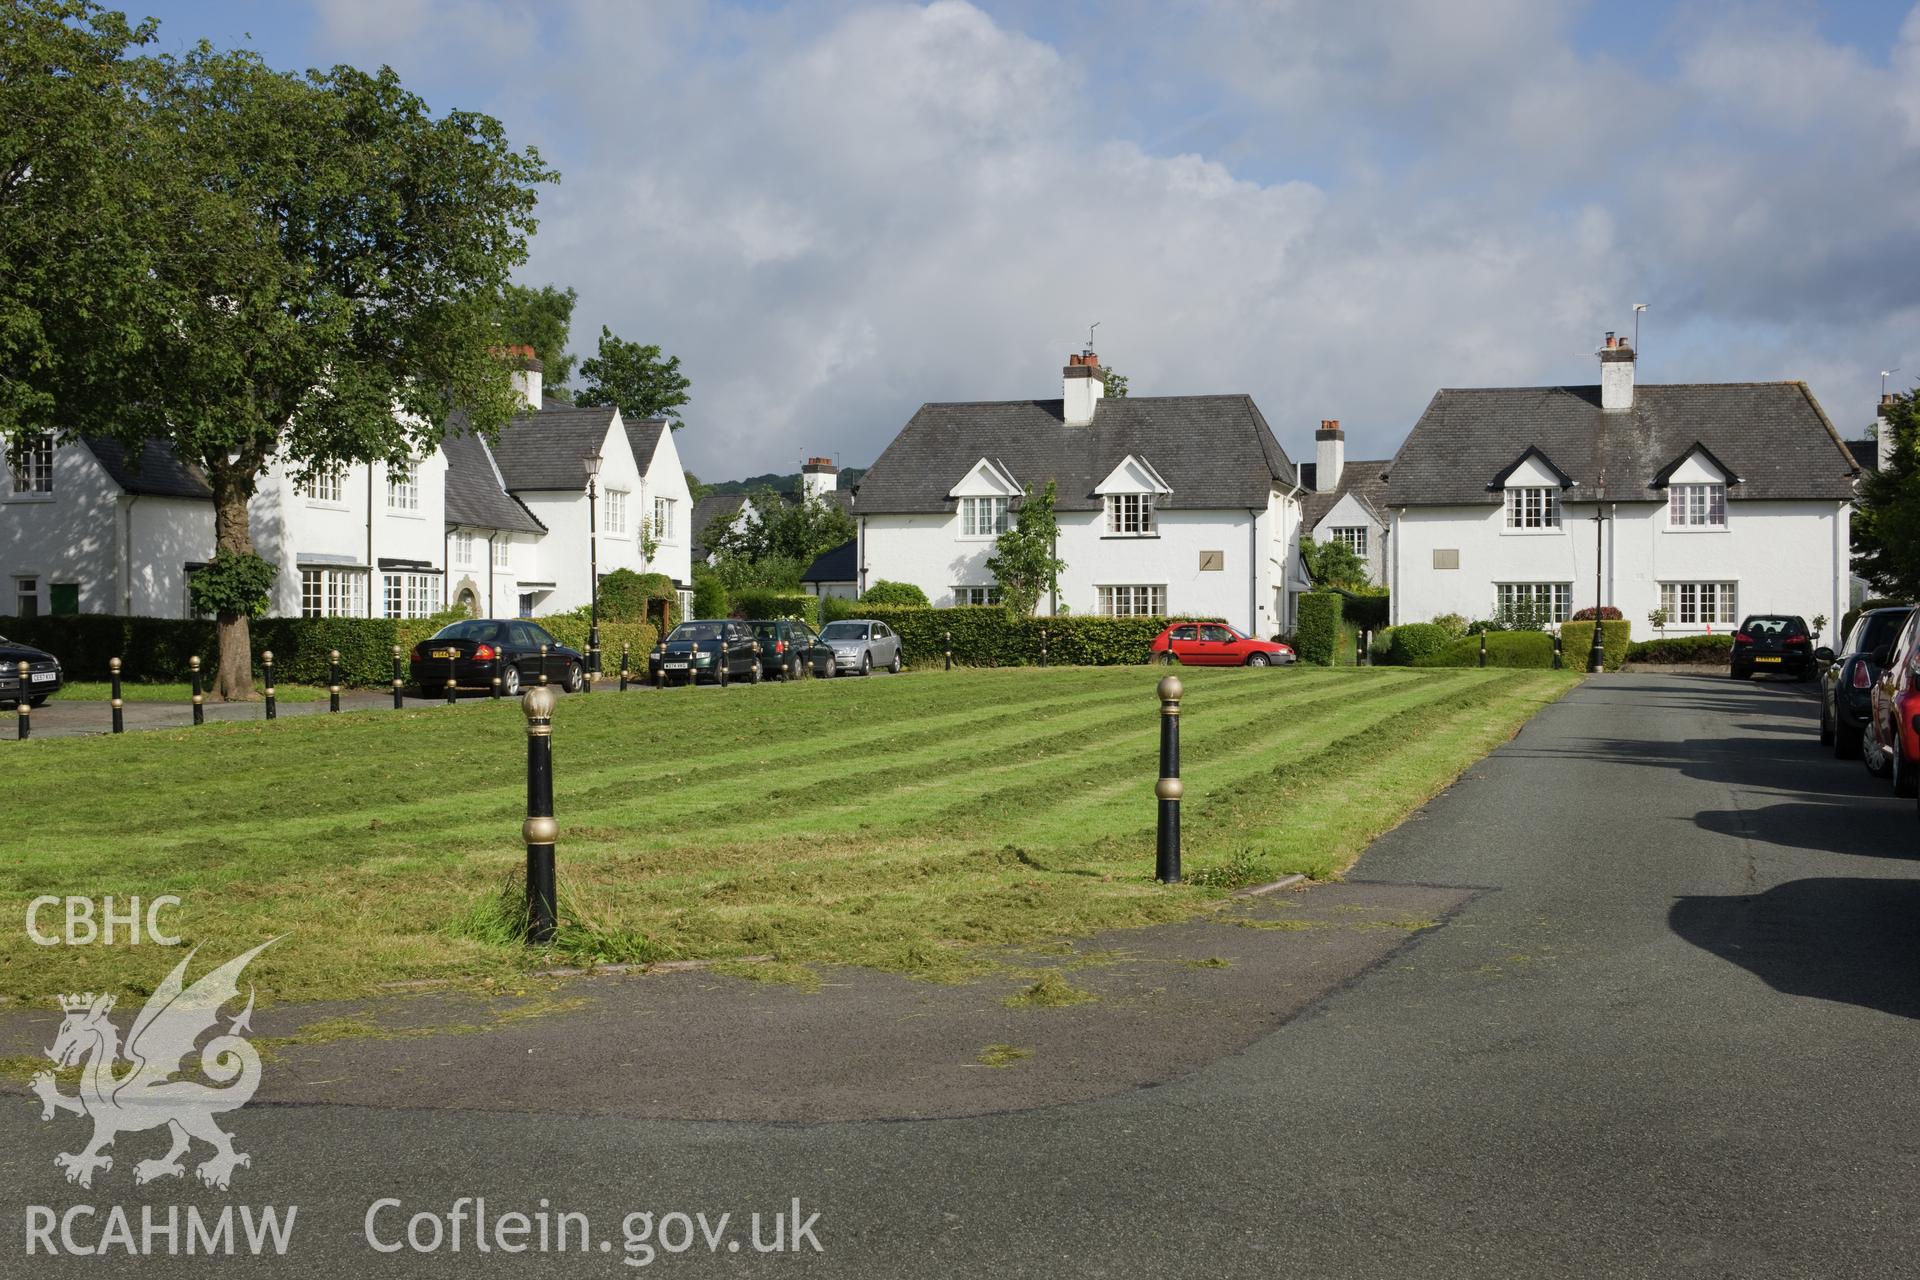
49 582 79 615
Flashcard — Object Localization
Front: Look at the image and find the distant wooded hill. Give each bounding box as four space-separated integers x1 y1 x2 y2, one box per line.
703 467 866 496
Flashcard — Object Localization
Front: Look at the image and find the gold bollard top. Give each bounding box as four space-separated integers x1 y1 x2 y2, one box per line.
521 684 556 732
392 645 402 658
262 650 273 663
329 648 341 662
189 655 200 671
1157 674 1183 708
17 659 27 675
109 657 121 673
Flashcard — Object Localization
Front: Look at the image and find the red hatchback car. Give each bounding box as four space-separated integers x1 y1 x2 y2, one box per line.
1151 623 1296 667
1864 608 1920 800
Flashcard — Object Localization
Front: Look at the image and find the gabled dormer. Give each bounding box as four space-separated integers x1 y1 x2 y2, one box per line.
1491 446 1572 533
949 457 1021 539
1652 442 1737 530
1093 453 1171 537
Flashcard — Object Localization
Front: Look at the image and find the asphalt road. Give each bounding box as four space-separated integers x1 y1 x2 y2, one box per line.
5 671 1918 1277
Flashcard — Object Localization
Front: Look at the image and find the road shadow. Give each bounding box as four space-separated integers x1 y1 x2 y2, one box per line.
1670 877 1920 1020
1693 799 1920 859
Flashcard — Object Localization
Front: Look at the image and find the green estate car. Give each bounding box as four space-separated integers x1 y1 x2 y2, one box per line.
649 620 763 687
746 619 836 680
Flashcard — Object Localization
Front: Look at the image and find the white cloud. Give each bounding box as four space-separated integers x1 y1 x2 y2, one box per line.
303 0 1920 473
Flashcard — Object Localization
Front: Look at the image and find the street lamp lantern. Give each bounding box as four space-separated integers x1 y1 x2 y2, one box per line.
585 447 603 679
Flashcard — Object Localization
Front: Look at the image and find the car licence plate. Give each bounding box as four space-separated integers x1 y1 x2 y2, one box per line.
29 671 56 682
664 662 688 671
431 648 457 659
1756 656 1781 663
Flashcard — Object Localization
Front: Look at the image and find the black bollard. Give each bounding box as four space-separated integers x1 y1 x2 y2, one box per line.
328 649 342 713
1552 630 1563 670
521 686 558 944
1478 632 1487 668
263 650 276 720
717 639 729 689
945 630 952 672
109 657 124 734
1356 630 1367 667
1155 675 1182 883
190 655 205 726
656 641 668 689
446 647 457 705
619 642 630 692
15 660 30 741
391 646 405 709
538 644 549 687
492 672 502 699
1040 627 1049 668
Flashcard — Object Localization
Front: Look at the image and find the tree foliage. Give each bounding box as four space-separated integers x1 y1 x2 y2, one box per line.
494 283 577 392
1854 389 1920 599
1299 536 1369 590
1101 367 1129 399
577 327 691 425
986 481 1067 616
705 488 854 589
3 17 556 697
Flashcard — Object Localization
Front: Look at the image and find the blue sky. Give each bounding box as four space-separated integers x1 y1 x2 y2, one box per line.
120 1 1920 477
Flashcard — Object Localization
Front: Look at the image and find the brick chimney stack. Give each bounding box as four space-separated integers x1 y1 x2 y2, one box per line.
1063 351 1104 427
800 456 839 503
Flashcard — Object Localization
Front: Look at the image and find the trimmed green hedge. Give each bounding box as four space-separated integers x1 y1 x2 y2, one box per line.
1387 623 1452 665
727 588 818 628
1628 634 1734 663
1411 630 1555 668
1295 593 1342 666
1338 590 1391 630
860 580 930 606
851 606 1222 666
0 612 659 687
1560 619 1631 671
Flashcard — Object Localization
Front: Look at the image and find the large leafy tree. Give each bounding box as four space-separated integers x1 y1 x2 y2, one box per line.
577 327 691 425
0 1 156 432
8 28 554 698
1854 389 1920 598
494 283 577 394
705 486 854 590
987 482 1067 616
1299 536 1370 589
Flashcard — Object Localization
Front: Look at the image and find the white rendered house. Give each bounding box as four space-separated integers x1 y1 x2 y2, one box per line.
1382 334 1860 634
854 352 1304 636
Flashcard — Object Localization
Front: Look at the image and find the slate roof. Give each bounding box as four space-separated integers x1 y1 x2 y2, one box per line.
622 417 673 478
801 538 857 585
854 395 1294 514
440 428 545 534
80 438 212 499
488 398 618 491
1382 382 1859 507
1846 439 1878 470
1300 460 1392 530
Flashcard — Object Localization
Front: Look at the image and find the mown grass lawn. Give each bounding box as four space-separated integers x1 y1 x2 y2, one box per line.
0 665 1576 1003
58 679 330 703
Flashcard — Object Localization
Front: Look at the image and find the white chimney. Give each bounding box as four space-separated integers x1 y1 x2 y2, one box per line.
800 456 838 502
1314 419 1345 492
1063 351 1104 427
1878 394 1896 472
1599 331 1635 411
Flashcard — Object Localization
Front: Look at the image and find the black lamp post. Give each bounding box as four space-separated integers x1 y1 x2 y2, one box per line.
1588 505 1610 674
584 445 603 676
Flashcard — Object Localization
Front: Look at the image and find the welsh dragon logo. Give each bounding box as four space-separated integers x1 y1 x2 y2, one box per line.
30 939 278 1190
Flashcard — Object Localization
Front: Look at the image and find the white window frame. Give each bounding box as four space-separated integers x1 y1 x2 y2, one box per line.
14 575 41 617
383 572 441 619
492 537 511 569
1503 486 1560 531
954 585 1002 606
386 464 419 513
1494 582 1572 622
1105 493 1156 536
1667 483 1727 530
300 568 366 618
959 496 1009 539
8 433 52 498
1097 584 1165 617
652 495 673 541
451 532 476 568
1330 526 1368 557
1660 581 1739 627
298 468 344 504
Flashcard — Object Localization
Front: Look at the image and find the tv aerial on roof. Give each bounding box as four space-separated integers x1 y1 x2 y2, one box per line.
1085 321 1099 355
1882 367 1900 396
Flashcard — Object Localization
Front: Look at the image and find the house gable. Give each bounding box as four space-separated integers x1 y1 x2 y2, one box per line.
1093 454 1172 497
1491 447 1574 491
1651 443 1739 489
948 458 1023 500
1309 491 1380 538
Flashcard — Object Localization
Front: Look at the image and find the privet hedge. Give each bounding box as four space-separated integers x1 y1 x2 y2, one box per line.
1295 593 1343 666
1560 620 1632 671
0 613 658 687
727 589 819 628
850 606 1221 666
1411 631 1556 668
1627 634 1734 663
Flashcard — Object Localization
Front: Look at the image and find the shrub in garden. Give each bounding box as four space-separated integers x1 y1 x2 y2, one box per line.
1410 631 1555 668
1431 613 1469 639
729 588 818 627
860 580 930 606
1560 620 1631 671
1626 634 1734 663
1570 606 1624 621
1387 623 1451 665
691 565 728 619
1294 592 1343 666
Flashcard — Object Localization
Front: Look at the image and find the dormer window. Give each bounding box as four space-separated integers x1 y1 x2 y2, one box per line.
960 496 1008 537
1504 487 1559 529
1106 493 1156 535
1668 483 1726 527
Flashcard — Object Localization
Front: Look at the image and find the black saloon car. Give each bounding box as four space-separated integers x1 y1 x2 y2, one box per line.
0 635 62 707
1821 605 1915 758
409 619 586 696
746 619 835 680
649 620 763 687
1729 615 1815 680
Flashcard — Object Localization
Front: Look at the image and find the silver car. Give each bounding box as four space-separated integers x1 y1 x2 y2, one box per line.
819 619 902 676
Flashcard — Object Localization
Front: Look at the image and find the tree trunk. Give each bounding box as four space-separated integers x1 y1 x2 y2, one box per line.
209 469 257 702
